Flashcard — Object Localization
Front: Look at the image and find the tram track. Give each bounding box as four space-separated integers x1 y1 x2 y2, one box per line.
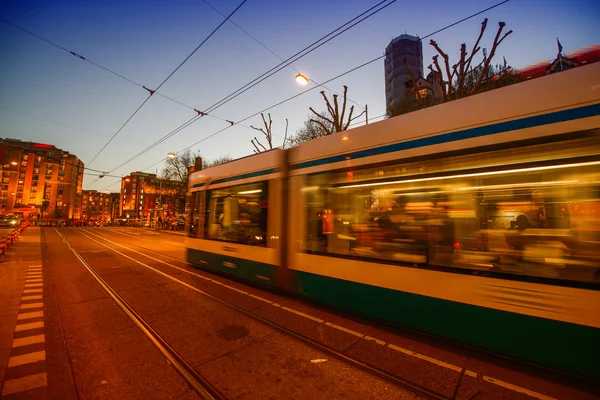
55 229 226 400
64 227 450 400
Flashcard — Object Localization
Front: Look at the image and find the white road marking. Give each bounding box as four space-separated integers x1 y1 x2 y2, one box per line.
249 294 273 304
281 306 325 323
17 311 43 320
20 302 43 310
222 284 248 295
324 322 363 338
12 334 45 348
1 373 47 396
8 350 46 367
28 265 42 268
15 321 44 332
23 289 43 294
22 295 43 301
25 279 43 283
364 336 386 345
388 343 462 372
483 376 557 400
73 228 559 400
24 283 43 288
311 359 327 363
27 273 42 277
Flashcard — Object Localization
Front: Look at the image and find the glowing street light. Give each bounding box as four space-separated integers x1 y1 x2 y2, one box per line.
10 161 17 166
295 73 309 86
167 152 176 159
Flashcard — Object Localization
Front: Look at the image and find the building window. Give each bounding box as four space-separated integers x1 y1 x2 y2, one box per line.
23 155 29 161
2 178 8 183
32 181 38 187
58 176 64 181
36 156 42 162
48 152 54 158
1 185 7 191
30 193 37 199
16 193 23 199
57 201 63 207
21 161 27 167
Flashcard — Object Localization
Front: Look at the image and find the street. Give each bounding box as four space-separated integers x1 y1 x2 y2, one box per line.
1 227 598 399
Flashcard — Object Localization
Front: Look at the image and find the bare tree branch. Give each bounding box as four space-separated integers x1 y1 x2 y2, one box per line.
310 119 331 134
342 105 355 130
472 22 512 93
339 86 349 127
282 119 289 150
309 107 335 127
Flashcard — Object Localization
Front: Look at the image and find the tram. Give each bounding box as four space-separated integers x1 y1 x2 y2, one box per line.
186 63 600 381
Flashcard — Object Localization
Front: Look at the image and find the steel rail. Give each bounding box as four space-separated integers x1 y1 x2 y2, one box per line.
72 227 450 400
55 229 227 400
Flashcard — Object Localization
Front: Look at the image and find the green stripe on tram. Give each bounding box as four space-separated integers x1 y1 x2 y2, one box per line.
187 248 276 286
186 247 599 381
295 271 599 382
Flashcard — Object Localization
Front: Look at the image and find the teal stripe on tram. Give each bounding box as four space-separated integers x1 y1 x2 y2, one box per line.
291 103 600 171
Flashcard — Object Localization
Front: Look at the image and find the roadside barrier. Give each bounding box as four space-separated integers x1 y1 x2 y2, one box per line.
0 236 6 257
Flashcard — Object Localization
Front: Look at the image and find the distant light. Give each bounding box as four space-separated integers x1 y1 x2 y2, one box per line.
295 73 309 86
10 161 17 166
238 189 262 195
341 136 349 141
167 152 176 159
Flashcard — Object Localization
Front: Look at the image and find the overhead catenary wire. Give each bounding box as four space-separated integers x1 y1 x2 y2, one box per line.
87 0 510 191
200 0 365 110
83 0 248 167
93 0 396 178
201 0 394 116
137 0 511 174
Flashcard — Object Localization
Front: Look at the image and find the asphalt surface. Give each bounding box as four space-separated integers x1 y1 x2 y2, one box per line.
1 226 598 400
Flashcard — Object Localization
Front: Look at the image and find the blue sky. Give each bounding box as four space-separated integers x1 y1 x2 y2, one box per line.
1 0 598 192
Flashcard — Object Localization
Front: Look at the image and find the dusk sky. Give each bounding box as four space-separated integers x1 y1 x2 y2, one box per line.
1 0 598 192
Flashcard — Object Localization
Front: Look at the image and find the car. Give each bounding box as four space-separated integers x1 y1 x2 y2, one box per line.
172 218 186 231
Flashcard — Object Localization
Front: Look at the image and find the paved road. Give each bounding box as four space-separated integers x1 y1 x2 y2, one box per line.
1 226 598 399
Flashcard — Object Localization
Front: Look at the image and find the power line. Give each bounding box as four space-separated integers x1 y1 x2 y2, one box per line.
0 20 254 130
202 0 394 115
201 0 365 109
85 0 248 167
138 0 511 172
95 0 395 176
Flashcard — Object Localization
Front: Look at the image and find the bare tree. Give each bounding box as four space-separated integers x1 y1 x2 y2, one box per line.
250 113 289 153
309 86 365 135
285 113 333 147
428 19 513 100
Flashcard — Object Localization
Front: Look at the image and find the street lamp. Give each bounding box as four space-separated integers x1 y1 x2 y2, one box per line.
10 161 17 166
167 152 176 159
295 73 309 86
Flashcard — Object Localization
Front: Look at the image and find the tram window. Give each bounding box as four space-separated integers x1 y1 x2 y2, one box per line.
303 138 600 284
189 191 204 238
206 182 267 246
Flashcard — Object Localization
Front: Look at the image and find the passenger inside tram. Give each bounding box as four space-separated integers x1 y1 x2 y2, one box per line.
303 136 600 283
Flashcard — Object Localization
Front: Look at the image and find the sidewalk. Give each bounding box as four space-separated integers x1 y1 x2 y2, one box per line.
0 227 46 398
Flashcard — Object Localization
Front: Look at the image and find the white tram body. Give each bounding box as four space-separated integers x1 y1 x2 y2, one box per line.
187 63 600 380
